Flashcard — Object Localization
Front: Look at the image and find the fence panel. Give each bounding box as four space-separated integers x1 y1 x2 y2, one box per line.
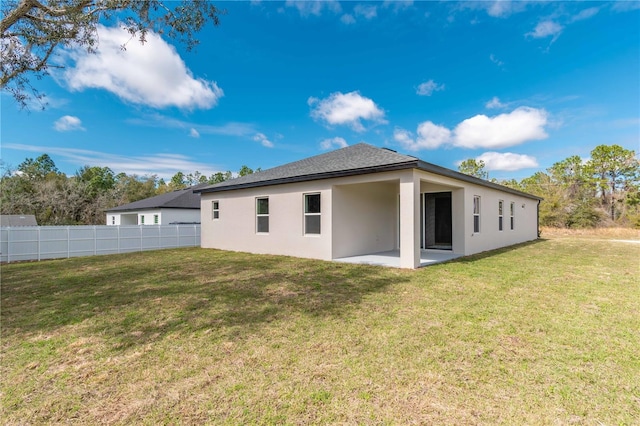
0 225 201 263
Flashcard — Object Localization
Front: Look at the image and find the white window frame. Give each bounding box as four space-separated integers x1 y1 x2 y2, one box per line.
510 202 515 230
111 216 115 225
212 200 220 220
153 214 159 225
473 196 481 233
304 193 321 235
140 215 145 225
498 200 504 231
256 197 269 234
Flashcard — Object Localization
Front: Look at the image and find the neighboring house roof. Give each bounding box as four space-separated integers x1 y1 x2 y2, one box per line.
0 215 38 226
106 183 207 213
195 143 542 200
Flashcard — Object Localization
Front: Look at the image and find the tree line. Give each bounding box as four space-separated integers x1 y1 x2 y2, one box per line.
2 144 638 228
0 155 257 225
459 144 640 228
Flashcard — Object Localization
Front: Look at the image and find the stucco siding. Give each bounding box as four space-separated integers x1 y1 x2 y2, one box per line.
332 181 398 259
463 183 538 255
200 181 333 260
160 209 200 224
107 209 199 226
200 168 539 268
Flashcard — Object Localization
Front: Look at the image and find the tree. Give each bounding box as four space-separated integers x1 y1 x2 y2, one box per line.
1 0 223 108
17 153 58 179
238 165 254 177
458 159 488 180
169 171 186 190
208 171 231 183
76 165 115 196
548 156 600 228
588 145 639 221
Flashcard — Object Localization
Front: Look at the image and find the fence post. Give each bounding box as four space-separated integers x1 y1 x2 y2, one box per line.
7 227 11 263
117 226 120 254
194 224 197 246
93 226 97 255
38 227 41 261
67 226 70 259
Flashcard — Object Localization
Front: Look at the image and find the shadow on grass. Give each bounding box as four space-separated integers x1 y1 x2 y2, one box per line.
1 248 410 350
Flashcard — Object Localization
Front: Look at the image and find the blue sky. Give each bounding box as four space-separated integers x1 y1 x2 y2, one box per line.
2 1 639 181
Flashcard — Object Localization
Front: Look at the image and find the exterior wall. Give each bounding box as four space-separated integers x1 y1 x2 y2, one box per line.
200 181 334 260
462 183 539 255
138 210 161 226
200 168 539 268
160 209 200 224
332 181 398 258
106 209 200 226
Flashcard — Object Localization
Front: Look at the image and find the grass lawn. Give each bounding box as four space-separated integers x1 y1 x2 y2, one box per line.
2 231 639 424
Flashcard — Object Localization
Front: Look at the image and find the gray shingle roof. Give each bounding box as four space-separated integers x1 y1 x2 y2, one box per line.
196 143 418 192
0 215 38 226
195 143 542 200
106 183 206 212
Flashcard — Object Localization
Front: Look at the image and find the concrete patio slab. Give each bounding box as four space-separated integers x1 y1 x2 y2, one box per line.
334 249 462 268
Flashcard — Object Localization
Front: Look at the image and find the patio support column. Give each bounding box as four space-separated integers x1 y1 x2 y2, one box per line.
399 171 420 268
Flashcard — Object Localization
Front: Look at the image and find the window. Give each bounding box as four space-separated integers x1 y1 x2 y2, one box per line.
140 215 145 225
256 197 269 233
154 214 159 224
510 202 515 230
498 200 504 231
111 216 115 225
212 200 219 220
304 193 321 235
473 196 480 233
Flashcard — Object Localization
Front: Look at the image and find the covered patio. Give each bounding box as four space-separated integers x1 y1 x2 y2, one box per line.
334 249 462 268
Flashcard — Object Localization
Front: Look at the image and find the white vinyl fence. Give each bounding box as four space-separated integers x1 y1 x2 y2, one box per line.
0 225 201 263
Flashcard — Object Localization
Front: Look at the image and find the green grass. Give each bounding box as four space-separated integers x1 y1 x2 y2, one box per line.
2 236 639 425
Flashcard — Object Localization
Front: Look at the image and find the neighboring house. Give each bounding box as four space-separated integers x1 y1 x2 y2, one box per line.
196 144 541 269
106 184 205 226
0 215 38 226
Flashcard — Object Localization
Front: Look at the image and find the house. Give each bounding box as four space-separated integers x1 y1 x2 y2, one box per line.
195 144 541 269
105 184 205 226
0 215 38 227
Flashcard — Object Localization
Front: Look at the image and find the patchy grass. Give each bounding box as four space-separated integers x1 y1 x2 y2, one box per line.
541 226 640 240
2 236 639 425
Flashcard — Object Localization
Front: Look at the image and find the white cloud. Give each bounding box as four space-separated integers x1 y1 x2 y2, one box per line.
354 4 378 19
309 91 386 132
489 53 504 67
394 121 452 151
53 115 85 132
416 79 445 96
285 0 341 17
612 2 640 12
476 152 539 171
341 14 356 24
527 20 563 40
189 128 200 138
320 137 349 150
485 96 506 109
253 133 274 148
395 106 549 151
3 143 221 179
383 0 413 12
62 25 223 110
453 107 548 149
570 7 599 22
127 114 257 137
486 1 515 18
